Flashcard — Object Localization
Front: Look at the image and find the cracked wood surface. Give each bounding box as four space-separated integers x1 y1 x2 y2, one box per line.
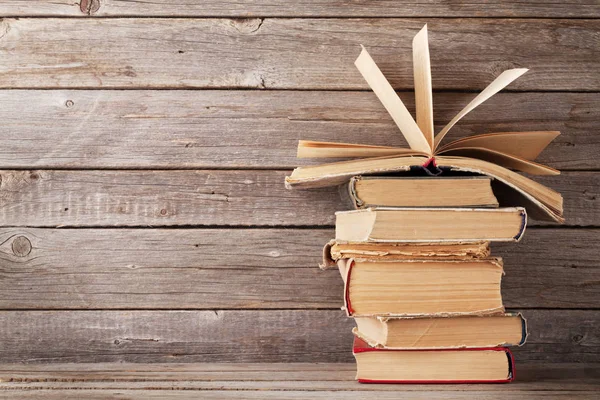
0 228 597 309
0 91 596 170
0 170 596 227
0 19 597 90
1 1 599 17
0 310 597 363
0 363 598 399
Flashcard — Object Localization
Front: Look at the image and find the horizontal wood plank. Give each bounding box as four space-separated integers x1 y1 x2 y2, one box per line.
0 90 596 170
0 228 597 309
0 19 597 90
0 170 596 227
2 390 597 399
2 1 599 18
1 362 598 391
0 309 596 363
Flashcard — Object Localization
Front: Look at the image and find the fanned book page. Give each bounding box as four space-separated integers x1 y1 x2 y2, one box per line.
285 24 564 223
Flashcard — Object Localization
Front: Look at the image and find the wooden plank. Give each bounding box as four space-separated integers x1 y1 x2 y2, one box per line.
0 310 596 363
0 19 597 90
2 390 597 400
0 170 596 227
0 363 597 391
1 1 598 18
1 363 598 390
0 228 597 310
0 90 596 170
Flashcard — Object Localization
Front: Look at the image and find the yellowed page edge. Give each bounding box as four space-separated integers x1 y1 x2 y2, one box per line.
297 140 420 158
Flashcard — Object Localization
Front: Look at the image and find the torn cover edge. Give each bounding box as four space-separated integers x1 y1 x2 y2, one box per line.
321 240 493 270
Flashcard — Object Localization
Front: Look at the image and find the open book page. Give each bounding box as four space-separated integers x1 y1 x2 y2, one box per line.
435 156 563 222
440 147 560 175
433 69 529 150
296 140 427 158
412 25 434 148
355 46 431 154
285 155 429 188
437 131 560 160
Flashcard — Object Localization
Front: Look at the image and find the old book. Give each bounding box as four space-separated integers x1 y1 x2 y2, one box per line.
353 337 515 383
285 25 564 223
342 176 498 208
335 207 526 243
338 258 504 317
353 313 527 349
319 240 490 269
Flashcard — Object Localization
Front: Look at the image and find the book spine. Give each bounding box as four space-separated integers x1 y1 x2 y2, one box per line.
338 176 361 209
514 208 528 241
318 240 337 270
518 312 529 346
343 259 355 317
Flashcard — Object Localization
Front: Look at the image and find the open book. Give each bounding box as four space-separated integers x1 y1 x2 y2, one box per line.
285 25 564 223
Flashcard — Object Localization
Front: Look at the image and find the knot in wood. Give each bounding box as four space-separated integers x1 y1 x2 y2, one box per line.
229 18 264 34
80 0 101 16
12 236 32 257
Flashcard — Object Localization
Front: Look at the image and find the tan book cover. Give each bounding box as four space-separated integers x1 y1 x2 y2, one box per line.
353 313 527 349
335 207 526 243
342 175 499 209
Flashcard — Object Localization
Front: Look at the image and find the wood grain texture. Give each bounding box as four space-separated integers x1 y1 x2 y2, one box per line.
0 309 597 363
0 170 595 227
0 90 596 170
0 228 597 309
1 362 598 391
1 1 599 17
0 366 597 400
2 390 597 400
0 19 597 90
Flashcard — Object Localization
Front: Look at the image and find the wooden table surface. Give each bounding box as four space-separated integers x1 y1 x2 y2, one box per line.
0 363 599 399
0 0 598 397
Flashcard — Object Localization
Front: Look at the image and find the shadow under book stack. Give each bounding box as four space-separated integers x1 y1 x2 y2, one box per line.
321 175 528 383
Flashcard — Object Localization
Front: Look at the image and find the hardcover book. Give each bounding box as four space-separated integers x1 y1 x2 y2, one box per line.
353 313 527 349
341 176 499 208
338 258 505 317
320 240 491 269
353 337 515 383
335 207 526 243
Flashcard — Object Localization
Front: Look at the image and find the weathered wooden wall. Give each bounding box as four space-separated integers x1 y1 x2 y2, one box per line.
0 1 598 364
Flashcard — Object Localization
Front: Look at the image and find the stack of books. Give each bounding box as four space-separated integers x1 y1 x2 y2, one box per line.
321 176 527 383
284 25 564 383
